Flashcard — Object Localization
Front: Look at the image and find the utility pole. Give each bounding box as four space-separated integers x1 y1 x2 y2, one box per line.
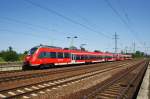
124 46 128 54
113 32 119 54
143 42 147 55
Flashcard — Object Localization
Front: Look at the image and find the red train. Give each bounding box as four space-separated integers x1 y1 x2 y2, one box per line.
23 45 132 70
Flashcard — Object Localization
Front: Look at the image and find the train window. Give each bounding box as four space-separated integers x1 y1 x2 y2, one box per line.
94 56 96 59
87 55 89 59
28 47 38 55
38 52 50 58
64 53 70 58
57 52 63 58
91 55 93 59
74 55 77 60
50 52 56 58
85 55 88 60
92 56 94 59
92 55 94 59
89 55 91 59
96 56 98 59
105 56 112 59
46 52 50 58
38 52 45 58
102 56 105 58
76 55 81 60
96 56 99 59
99 56 103 59
91 55 94 59
88 55 90 59
84 55 86 60
109 56 112 58
81 55 84 60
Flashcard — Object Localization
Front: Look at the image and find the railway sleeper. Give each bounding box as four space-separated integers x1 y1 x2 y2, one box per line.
95 95 113 99
97 92 118 98
102 90 120 95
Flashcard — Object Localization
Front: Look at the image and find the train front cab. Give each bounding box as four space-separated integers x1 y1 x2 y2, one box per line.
23 47 39 70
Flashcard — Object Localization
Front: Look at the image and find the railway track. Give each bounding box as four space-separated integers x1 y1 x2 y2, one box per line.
0 60 132 83
0 61 134 90
0 59 145 99
67 59 148 99
0 61 137 94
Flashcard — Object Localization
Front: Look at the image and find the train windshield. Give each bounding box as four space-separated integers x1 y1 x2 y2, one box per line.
28 47 38 55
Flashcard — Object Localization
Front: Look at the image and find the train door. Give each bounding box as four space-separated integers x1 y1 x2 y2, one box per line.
71 54 76 63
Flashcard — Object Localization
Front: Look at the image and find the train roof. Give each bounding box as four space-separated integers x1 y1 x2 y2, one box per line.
34 45 62 49
33 45 132 56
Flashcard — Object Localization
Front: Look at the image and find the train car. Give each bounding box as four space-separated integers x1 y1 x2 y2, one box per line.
23 45 132 70
104 52 115 62
114 54 122 61
23 45 105 69
114 54 132 61
122 54 132 60
72 51 106 64
127 54 132 60
91 52 106 63
23 45 70 69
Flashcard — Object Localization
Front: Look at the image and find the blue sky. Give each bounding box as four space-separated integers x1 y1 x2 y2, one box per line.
0 0 150 53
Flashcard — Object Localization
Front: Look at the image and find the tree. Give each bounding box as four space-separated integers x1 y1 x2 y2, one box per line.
132 51 145 58
0 57 4 62
81 47 86 51
3 51 19 62
8 46 12 52
94 50 102 52
24 51 28 54
0 47 19 62
121 50 124 54
19 50 28 61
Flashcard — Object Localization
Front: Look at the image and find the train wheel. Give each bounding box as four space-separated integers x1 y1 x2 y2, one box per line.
49 64 54 68
22 65 31 70
39 64 54 69
39 65 45 69
22 65 26 70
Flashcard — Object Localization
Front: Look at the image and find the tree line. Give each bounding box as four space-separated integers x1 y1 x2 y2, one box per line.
132 51 145 58
0 46 27 62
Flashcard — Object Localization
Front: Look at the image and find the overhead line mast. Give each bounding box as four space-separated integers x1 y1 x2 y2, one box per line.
105 0 144 48
113 32 119 54
133 41 136 53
